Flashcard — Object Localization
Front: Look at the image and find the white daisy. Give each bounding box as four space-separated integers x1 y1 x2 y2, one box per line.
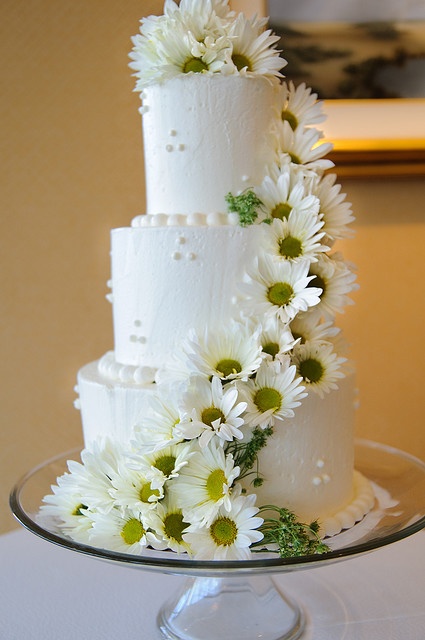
311 173 355 243
222 13 284 79
292 342 346 398
255 170 320 223
277 121 334 172
183 322 263 381
69 439 126 514
182 491 263 560
169 440 240 525
259 316 297 362
279 81 326 131
88 507 165 555
109 461 164 514
289 316 340 346
132 383 186 452
40 471 93 544
266 211 327 263
239 359 306 429
135 442 195 491
240 252 322 323
148 494 192 554
176 375 247 447
165 0 232 34
303 253 358 321
130 18 228 89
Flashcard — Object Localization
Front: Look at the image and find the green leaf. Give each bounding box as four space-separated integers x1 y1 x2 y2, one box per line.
225 190 263 226
253 505 331 558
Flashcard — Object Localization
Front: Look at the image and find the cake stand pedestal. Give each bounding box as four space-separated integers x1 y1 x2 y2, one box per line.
9 440 425 640
157 574 304 640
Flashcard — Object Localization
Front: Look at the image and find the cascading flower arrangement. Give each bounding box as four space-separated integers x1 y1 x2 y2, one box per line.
41 0 357 560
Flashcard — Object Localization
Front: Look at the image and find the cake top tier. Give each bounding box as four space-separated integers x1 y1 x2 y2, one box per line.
129 0 285 91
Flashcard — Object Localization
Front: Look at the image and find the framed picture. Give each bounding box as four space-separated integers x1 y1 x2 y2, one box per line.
230 0 425 177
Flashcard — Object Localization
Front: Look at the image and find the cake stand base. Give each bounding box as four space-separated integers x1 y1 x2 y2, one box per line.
157 574 305 640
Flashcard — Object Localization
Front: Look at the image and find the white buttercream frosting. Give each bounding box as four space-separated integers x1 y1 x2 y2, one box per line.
322 471 376 537
246 374 359 526
141 75 279 215
97 351 156 385
131 212 240 227
110 224 266 368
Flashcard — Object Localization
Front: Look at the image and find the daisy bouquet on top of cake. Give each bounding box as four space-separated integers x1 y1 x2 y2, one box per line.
41 0 363 560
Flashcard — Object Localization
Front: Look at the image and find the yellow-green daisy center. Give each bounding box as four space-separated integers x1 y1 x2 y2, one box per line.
139 481 160 503
279 235 303 259
121 518 145 546
299 358 324 383
232 53 251 71
216 358 242 377
254 387 282 413
282 109 298 131
267 282 294 307
271 202 292 220
163 511 188 543
262 341 280 358
210 516 238 546
72 503 87 516
289 152 302 164
206 469 226 502
202 406 225 427
183 57 208 73
154 454 176 478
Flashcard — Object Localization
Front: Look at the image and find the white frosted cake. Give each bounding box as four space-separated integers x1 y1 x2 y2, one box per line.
44 1 374 559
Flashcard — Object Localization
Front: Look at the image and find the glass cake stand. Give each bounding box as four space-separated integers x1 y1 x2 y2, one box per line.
9 439 425 640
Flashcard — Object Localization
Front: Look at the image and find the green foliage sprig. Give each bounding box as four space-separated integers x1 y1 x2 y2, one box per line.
254 505 330 558
225 426 273 487
225 190 264 226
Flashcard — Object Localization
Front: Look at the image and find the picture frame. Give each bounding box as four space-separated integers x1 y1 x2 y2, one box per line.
230 0 425 178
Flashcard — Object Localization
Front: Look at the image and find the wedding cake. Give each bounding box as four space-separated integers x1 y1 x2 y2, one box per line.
43 0 374 560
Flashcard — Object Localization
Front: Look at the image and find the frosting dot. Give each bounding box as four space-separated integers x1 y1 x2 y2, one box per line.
138 336 146 344
176 236 186 245
241 175 250 182
187 252 196 261
138 105 149 115
130 335 138 343
316 459 325 468
165 144 174 152
134 319 142 327
178 144 185 151
169 129 177 136
172 251 182 260
312 476 322 486
322 474 331 484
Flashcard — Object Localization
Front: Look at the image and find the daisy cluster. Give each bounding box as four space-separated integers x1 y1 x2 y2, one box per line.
41 4 357 561
129 0 284 90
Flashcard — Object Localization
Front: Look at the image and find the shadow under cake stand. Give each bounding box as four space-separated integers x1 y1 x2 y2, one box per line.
9 439 425 640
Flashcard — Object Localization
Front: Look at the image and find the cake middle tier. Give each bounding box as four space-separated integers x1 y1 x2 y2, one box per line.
110 222 264 369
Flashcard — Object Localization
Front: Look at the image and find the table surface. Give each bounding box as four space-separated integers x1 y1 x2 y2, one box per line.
1 527 424 639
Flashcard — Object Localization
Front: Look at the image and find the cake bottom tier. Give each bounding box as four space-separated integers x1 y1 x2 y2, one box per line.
76 355 374 537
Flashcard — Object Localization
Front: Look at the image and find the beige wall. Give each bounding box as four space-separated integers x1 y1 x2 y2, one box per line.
1 1 424 535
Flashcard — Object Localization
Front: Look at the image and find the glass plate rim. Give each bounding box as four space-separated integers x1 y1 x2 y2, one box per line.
9 438 425 574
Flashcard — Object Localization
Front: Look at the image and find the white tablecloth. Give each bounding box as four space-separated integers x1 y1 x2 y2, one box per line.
1 527 424 639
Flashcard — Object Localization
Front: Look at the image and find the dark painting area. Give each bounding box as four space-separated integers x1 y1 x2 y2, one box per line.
271 21 425 99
